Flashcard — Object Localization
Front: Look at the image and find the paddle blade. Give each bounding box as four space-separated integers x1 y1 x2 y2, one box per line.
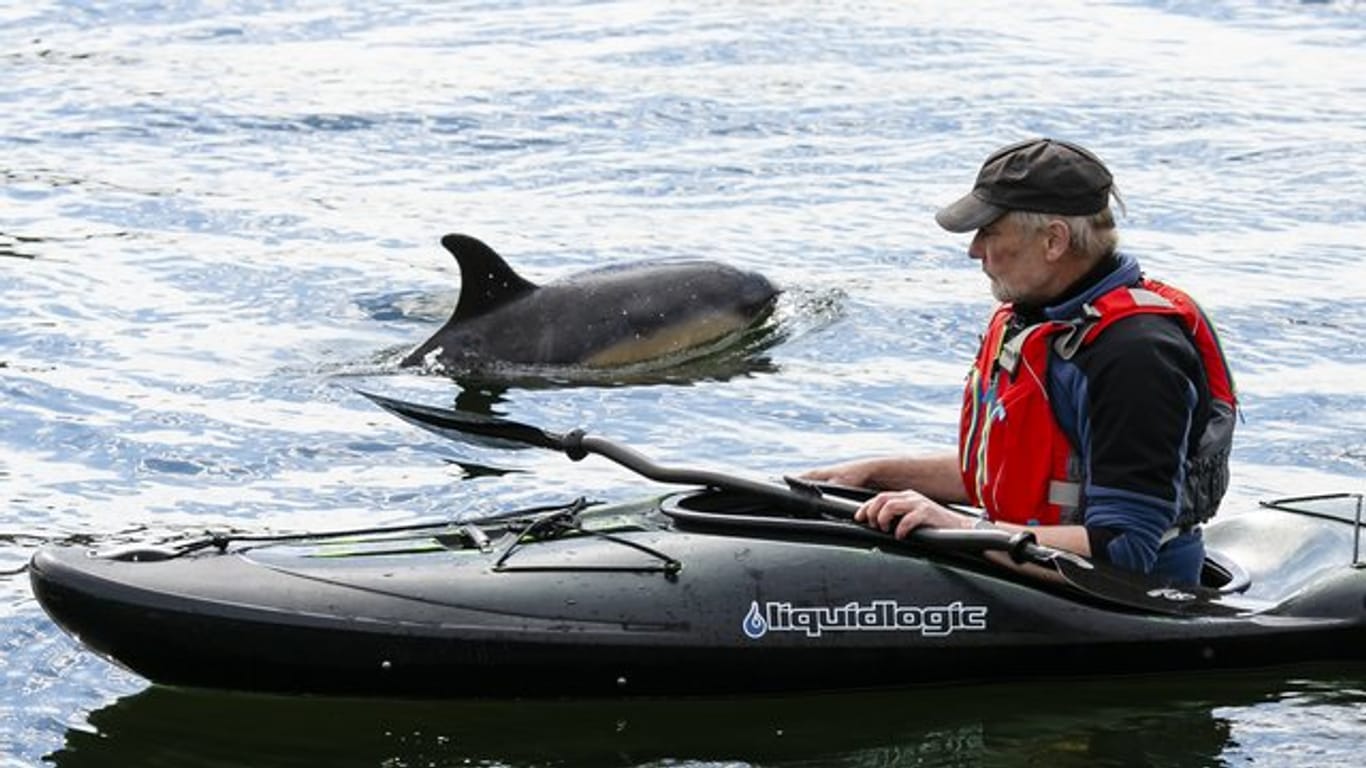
358 391 565 451
1049 555 1241 617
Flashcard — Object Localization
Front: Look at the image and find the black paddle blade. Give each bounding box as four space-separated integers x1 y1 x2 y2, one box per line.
1050 555 1241 617
357 391 566 452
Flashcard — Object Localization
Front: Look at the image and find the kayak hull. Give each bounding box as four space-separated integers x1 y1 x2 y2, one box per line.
29 491 1366 697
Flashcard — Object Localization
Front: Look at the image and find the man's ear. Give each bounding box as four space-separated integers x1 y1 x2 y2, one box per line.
1043 219 1071 262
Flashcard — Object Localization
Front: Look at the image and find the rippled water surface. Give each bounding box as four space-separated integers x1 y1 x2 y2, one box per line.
4 0 1366 765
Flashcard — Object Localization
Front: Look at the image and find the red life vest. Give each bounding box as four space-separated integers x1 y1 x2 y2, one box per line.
958 278 1237 526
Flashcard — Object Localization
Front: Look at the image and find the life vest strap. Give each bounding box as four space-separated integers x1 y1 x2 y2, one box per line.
998 325 1034 375
1051 304 1102 361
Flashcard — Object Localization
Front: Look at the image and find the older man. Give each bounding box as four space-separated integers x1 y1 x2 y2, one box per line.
808 138 1237 585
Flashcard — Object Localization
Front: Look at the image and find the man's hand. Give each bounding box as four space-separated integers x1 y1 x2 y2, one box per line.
855 489 973 539
798 458 883 490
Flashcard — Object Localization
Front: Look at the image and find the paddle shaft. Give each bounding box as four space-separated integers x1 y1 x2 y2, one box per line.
559 430 1049 564
359 391 1051 563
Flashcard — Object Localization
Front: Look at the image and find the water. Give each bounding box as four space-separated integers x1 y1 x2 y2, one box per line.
3 0 1365 765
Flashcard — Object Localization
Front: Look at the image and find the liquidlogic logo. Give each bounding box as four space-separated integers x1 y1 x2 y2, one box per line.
742 599 988 640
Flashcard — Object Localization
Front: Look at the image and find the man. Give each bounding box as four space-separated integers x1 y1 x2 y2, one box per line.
806 138 1237 585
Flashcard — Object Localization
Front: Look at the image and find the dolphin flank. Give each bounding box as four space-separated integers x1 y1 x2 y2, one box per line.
400 234 780 370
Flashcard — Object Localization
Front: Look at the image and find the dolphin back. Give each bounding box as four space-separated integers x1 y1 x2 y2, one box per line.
401 235 779 371
534 260 779 366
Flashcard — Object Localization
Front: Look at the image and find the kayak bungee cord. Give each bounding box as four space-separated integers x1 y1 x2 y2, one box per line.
96 498 595 563
492 507 683 576
1260 492 1364 566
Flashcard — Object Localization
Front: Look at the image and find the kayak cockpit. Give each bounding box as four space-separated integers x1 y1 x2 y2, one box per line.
1200 548 1251 594
664 489 1366 605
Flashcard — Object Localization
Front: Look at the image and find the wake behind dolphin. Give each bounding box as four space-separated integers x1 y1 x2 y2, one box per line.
401 234 780 373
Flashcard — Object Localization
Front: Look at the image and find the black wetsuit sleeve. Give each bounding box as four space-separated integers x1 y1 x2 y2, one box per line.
1064 313 1210 567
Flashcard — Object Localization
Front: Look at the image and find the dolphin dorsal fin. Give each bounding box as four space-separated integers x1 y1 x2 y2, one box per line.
442 234 537 322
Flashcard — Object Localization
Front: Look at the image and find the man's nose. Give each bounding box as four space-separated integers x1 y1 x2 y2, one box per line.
967 232 985 260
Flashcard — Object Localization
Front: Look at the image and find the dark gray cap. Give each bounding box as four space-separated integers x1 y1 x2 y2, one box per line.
935 138 1114 233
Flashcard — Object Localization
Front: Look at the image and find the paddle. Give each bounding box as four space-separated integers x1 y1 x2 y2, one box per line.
358 390 1238 617
358 391 1045 558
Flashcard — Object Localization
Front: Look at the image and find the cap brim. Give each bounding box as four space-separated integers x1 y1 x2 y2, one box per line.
935 192 1006 233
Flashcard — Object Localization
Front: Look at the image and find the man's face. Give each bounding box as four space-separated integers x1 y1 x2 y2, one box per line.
968 214 1052 304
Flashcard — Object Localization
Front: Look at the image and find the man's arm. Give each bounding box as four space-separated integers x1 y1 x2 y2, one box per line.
1067 314 1207 571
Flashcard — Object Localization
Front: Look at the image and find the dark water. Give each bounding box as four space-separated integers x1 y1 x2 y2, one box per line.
3 0 1366 765
39 670 1366 767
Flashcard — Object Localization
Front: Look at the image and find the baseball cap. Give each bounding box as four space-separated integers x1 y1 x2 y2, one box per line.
935 138 1114 233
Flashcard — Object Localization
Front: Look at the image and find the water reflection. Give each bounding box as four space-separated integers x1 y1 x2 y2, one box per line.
48 668 1365 768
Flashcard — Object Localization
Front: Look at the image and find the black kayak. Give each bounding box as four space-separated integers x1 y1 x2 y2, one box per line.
29 483 1366 697
29 392 1366 696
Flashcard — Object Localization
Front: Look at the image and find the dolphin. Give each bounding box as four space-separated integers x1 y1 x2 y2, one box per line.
400 234 780 371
